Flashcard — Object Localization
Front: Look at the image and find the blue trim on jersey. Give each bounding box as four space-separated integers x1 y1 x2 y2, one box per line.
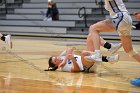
67 56 78 64
68 59 72 64
112 12 124 30
108 0 124 30
109 0 121 13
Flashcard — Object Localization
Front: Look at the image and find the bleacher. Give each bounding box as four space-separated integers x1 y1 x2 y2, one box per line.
0 0 140 40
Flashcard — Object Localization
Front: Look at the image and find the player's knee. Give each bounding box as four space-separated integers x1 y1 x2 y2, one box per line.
127 49 139 57
89 24 98 33
89 25 93 32
87 33 92 39
81 50 88 56
81 50 86 56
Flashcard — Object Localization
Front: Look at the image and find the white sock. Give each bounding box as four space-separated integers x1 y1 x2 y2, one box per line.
94 50 101 53
94 50 101 57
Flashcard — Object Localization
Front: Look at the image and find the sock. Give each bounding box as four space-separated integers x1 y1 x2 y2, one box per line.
104 42 111 49
102 56 108 62
94 50 101 53
94 50 101 56
1 35 5 41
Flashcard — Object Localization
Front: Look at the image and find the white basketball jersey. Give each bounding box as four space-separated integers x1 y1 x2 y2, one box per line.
61 55 84 72
104 0 128 17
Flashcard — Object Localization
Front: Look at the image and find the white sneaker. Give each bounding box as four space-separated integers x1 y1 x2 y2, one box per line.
107 54 119 63
43 17 47 21
5 35 12 49
84 52 102 62
109 43 122 54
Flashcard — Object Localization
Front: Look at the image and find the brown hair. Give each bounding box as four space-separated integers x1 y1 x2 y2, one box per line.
44 56 58 71
48 1 53 6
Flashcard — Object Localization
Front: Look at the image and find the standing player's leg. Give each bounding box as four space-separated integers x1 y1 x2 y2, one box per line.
119 29 140 86
113 13 140 86
116 13 140 62
120 35 140 62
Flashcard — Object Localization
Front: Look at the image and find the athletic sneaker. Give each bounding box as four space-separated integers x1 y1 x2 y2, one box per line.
85 53 119 63
109 43 122 54
5 35 12 49
43 17 52 21
107 54 119 63
130 78 140 87
84 52 102 62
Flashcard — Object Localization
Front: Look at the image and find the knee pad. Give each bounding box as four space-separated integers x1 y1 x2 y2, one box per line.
128 49 139 57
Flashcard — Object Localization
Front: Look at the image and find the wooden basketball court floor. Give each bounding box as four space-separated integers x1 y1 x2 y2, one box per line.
0 36 140 93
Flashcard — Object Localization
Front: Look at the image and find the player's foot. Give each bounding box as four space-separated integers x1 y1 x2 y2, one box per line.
5 35 12 49
130 78 140 87
43 17 47 21
84 52 102 62
107 54 119 63
109 43 122 54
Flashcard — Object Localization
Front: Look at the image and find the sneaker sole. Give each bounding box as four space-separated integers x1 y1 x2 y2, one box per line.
109 54 119 64
84 57 102 63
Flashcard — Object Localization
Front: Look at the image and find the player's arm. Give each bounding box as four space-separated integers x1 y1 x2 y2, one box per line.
59 50 66 56
134 12 140 20
69 54 80 72
58 48 74 67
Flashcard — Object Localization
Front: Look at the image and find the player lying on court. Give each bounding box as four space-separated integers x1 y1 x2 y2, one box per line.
0 33 12 49
44 36 121 73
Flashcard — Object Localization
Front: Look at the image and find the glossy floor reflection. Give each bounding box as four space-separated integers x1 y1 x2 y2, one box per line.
0 36 140 93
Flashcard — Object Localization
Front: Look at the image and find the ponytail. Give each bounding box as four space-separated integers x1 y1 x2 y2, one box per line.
44 56 58 71
44 66 58 71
